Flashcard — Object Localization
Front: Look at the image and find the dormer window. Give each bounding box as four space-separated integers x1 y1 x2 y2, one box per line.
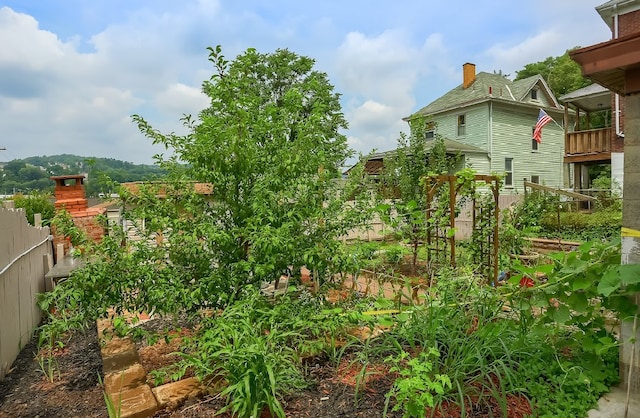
531 89 538 100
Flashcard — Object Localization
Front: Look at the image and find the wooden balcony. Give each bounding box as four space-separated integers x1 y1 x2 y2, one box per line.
564 127 612 163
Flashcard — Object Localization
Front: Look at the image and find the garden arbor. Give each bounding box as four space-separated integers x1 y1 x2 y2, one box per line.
425 174 501 285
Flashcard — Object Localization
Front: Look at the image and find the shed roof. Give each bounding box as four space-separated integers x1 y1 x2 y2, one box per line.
559 84 611 112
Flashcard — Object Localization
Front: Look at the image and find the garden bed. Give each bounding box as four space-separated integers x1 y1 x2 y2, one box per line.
0 322 535 418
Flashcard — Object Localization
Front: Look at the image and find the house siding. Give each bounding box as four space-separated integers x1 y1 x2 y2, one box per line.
463 153 491 175
433 104 489 151
491 104 564 192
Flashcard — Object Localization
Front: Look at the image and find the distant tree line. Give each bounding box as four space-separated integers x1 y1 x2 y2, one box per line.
0 154 165 196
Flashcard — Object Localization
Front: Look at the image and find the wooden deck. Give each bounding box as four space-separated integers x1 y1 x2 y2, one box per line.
564 127 612 163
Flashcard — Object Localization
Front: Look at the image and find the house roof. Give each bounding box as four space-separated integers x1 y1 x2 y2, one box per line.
559 84 611 112
407 72 561 120
345 138 486 175
570 32 640 95
367 138 486 161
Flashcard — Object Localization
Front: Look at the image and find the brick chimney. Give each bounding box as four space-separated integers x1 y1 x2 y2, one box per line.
463 62 476 89
50 174 106 255
51 174 88 213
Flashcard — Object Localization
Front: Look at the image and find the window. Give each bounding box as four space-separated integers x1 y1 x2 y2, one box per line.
457 114 466 136
425 130 435 140
530 175 540 184
504 158 513 187
531 89 538 100
531 128 538 151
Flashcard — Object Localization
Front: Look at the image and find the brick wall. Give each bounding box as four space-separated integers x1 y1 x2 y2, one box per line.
619 10 640 37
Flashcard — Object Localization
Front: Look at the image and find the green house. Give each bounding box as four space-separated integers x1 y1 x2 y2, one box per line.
404 63 567 193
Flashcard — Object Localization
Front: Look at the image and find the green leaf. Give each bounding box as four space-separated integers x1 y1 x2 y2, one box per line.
572 276 591 291
598 267 621 297
567 292 589 313
619 263 640 286
551 304 571 323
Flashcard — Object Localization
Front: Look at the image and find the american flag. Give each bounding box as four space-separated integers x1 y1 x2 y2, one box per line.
533 109 553 143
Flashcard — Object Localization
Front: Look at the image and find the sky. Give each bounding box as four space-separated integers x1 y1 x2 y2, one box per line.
0 0 613 165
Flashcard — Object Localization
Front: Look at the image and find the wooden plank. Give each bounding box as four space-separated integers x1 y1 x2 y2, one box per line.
523 181 596 201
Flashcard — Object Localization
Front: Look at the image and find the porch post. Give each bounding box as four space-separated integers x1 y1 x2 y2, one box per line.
621 93 640 395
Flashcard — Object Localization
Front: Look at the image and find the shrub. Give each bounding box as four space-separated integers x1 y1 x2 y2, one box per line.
11 191 55 226
385 245 406 265
541 207 621 241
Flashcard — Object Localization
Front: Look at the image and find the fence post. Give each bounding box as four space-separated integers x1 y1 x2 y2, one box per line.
44 253 54 291
56 243 64 263
34 213 42 228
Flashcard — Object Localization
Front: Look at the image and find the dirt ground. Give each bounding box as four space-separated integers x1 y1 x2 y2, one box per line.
0 325 106 418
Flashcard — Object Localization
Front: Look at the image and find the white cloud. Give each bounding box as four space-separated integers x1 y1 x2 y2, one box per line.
485 30 563 76
0 8 70 70
335 30 420 155
0 6 211 163
336 30 417 105
154 83 208 119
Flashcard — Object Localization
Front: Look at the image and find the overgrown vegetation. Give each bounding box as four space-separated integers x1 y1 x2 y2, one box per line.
502 183 622 243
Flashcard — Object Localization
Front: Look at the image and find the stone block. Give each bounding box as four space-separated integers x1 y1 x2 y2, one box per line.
96 318 113 340
152 377 204 409
105 363 147 393
101 336 140 373
108 384 158 418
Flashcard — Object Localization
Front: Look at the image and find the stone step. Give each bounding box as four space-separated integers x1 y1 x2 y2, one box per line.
108 384 158 418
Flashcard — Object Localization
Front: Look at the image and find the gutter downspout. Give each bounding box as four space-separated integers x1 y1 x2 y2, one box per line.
488 101 493 162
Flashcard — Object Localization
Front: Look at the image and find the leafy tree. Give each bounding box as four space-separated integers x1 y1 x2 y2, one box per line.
126 45 368 307
2 160 25 180
515 48 592 98
515 48 611 128
378 121 459 273
18 165 47 182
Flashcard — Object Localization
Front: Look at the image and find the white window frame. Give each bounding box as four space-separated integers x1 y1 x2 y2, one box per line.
504 158 514 188
457 114 466 136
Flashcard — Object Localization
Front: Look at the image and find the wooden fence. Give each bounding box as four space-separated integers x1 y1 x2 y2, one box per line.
0 205 52 380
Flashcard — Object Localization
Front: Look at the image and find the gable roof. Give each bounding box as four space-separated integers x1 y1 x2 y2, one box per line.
407 72 561 120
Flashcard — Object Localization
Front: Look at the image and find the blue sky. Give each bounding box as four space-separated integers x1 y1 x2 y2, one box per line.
0 1 612 164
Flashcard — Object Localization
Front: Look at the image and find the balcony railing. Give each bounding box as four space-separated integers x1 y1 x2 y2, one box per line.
564 127 612 157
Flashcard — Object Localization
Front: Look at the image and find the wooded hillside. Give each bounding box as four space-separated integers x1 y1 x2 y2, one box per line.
0 154 164 196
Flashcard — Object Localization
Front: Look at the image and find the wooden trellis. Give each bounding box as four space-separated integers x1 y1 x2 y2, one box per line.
425 174 501 285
